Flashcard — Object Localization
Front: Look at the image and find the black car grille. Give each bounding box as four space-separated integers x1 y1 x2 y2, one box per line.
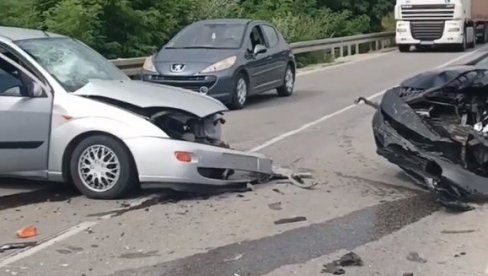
150 75 207 81
411 21 445 41
143 75 217 92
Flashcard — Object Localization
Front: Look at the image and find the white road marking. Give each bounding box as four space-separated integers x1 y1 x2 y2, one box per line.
0 221 97 268
249 45 488 153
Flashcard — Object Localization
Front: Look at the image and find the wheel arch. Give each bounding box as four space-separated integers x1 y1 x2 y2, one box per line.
235 67 250 85
61 131 139 184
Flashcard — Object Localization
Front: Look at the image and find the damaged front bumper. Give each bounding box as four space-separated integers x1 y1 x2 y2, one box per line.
125 137 316 191
124 137 274 186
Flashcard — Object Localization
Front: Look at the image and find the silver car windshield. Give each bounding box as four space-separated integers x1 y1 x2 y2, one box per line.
165 23 246 49
16 38 129 92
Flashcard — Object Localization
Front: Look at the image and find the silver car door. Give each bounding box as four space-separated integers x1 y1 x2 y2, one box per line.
0 48 53 178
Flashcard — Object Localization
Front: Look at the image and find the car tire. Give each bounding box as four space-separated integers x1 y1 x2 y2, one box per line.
229 73 248 110
457 32 467 52
398 45 410 52
70 135 137 199
469 31 477 48
277 65 295 97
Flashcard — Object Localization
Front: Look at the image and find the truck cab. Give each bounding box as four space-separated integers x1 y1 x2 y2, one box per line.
395 0 477 52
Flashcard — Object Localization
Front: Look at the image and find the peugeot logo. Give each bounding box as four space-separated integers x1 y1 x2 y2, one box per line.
171 64 185 72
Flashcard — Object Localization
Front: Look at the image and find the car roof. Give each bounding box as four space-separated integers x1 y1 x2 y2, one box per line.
0 26 65 41
192 19 272 26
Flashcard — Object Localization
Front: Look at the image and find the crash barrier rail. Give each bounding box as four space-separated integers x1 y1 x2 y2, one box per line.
110 31 396 77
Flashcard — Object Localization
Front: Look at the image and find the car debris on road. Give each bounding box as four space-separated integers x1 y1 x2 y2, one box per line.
0 242 37 253
321 252 363 274
357 66 488 211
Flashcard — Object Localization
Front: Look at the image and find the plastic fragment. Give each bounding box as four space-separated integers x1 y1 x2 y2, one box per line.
16 226 37 239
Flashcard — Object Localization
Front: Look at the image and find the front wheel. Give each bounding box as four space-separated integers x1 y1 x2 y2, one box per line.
469 29 476 48
277 65 295 97
70 135 137 199
398 45 410 52
229 73 248 110
457 32 467 52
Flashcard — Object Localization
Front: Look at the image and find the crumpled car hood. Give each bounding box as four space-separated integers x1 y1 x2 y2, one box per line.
74 79 227 118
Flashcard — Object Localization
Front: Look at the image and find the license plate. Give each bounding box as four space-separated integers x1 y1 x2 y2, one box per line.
420 41 434 45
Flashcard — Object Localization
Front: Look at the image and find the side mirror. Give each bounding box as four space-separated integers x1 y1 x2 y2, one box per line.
253 44 267 56
29 82 44 97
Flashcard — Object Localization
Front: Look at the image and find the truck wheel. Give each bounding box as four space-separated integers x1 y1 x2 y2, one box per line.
398 45 410 52
70 135 137 199
457 33 467 52
481 25 488 44
469 27 476 48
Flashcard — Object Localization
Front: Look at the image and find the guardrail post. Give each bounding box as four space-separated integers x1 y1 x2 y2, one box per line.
355 43 359 55
339 44 344 58
348 45 352 56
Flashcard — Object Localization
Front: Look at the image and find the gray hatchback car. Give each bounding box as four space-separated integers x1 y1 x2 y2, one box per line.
141 19 296 109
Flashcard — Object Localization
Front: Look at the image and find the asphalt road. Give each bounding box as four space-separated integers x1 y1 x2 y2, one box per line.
1 46 488 276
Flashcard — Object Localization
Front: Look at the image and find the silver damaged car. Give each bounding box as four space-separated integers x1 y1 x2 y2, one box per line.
0 27 274 199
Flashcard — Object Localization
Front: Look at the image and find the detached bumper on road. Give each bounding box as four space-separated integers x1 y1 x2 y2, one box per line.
124 137 273 186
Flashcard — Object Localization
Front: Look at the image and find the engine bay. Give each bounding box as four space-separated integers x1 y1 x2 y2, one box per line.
84 96 229 148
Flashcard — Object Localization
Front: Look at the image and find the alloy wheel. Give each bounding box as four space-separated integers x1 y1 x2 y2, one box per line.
78 144 121 192
237 78 247 106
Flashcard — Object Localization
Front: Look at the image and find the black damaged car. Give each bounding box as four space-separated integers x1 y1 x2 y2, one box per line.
357 63 488 211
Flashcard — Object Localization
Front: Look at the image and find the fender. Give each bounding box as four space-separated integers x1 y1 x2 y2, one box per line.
47 116 168 176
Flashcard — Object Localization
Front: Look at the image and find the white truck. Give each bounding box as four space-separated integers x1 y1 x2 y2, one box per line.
395 0 488 52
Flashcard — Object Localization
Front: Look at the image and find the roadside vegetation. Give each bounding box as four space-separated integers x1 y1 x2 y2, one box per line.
1 0 395 66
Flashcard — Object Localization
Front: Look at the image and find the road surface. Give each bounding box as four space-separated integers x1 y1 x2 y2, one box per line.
1 46 488 276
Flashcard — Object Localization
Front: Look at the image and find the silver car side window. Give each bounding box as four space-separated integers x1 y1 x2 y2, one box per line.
0 52 50 96
0 58 24 97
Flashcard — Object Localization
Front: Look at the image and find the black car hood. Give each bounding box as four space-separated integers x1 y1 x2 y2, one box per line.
400 65 475 89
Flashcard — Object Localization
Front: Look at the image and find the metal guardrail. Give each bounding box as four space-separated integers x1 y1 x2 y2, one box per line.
110 31 396 77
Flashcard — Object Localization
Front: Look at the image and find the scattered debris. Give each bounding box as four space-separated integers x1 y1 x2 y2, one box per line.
403 273 414 276
268 202 282 211
406 252 427 263
321 263 345 275
224 253 243 262
271 167 317 189
441 229 476 234
119 250 159 259
272 188 284 195
274 216 307 225
0 242 37 253
322 252 363 274
460 252 466 256
60 264 69 267
335 252 363 267
16 226 37 239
